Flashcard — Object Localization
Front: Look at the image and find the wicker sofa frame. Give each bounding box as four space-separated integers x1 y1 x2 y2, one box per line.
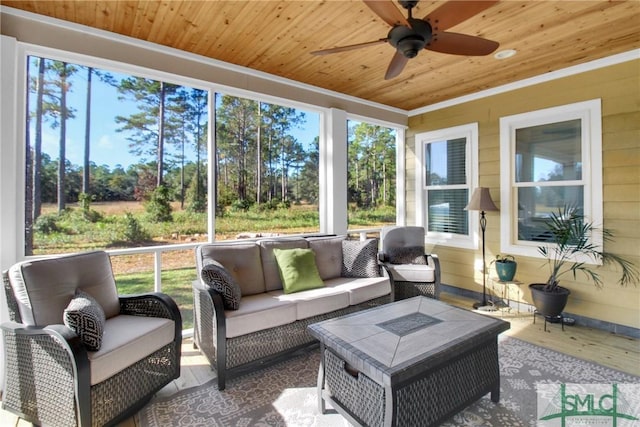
193 281 392 391
1 271 182 427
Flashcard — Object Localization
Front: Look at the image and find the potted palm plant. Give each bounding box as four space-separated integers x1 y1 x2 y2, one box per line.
530 205 638 319
491 254 517 282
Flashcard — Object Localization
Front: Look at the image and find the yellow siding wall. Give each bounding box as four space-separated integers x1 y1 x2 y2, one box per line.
407 60 640 329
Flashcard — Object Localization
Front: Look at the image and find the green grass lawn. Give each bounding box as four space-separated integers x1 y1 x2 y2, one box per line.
115 267 197 330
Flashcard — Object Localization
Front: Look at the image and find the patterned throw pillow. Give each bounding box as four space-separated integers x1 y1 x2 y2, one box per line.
341 238 379 278
201 262 242 310
387 246 427 265
63 289 106 351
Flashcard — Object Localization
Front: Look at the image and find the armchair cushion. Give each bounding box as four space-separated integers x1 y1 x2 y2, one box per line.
88 314 175 385
387 246 427 265
8 251 120 326
63 289 106 351
386 263 437 283
342 239 379 278
201 262 242 310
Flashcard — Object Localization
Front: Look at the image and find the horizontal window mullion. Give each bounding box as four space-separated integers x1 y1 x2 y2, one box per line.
513 180 584 187
425 184 469 190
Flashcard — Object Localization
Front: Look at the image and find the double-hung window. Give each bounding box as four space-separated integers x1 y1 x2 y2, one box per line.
416 123 478 249
499 99 603 258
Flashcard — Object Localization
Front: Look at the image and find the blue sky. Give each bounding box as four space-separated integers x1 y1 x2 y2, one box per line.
30 58 320 170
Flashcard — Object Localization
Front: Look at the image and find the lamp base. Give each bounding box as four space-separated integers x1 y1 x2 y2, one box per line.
473 301 498 312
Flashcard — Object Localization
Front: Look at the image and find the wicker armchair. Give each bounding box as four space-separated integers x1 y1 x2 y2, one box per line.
1 251 182 427
379 225 441 300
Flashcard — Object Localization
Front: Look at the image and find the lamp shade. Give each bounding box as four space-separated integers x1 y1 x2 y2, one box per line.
465 187 499 212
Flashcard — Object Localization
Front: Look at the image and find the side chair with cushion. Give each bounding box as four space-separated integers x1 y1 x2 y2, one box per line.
1 251 182 427
379 225 441 300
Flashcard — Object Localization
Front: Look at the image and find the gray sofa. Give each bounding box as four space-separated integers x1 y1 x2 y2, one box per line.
192 235 393 390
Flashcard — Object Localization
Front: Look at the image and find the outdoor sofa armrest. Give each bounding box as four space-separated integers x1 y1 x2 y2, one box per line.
192 279 227 389
119 292 183 363
1 321 92 425
378 262 396 301
427 252 441 277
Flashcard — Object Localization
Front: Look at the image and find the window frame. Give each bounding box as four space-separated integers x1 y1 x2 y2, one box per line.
499 99 603 260
345 115 405 229
415 123 479 249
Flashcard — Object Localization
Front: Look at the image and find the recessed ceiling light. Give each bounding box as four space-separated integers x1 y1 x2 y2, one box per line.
494 49 517 60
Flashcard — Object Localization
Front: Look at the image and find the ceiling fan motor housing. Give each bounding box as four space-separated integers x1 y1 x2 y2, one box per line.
388 18 432 58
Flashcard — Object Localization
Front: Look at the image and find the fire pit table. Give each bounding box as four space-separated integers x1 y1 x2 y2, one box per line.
308 296 510 427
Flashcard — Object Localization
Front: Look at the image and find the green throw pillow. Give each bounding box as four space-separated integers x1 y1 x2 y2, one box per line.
273 248 324 294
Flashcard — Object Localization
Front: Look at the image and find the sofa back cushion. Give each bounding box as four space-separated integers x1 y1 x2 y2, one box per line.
257 238 309 291
196 242 265 296
381 226 426 264
8 251 120 327
307 235 346 280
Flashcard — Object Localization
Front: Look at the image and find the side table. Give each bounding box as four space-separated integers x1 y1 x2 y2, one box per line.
490 277 523 314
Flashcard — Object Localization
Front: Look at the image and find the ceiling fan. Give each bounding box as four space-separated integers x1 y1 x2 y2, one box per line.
311 0 500 80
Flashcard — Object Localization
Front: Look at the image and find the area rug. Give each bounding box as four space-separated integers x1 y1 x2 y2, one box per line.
139 337 639 427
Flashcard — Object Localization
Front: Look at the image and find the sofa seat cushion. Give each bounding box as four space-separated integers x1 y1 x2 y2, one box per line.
386 263 436 283
88 314 175 385
225 293 297 338
324 277 391 305
267 287 350 320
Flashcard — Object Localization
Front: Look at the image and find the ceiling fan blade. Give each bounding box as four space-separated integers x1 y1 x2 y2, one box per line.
385 51 409 80
311 38 388 56
424 1 498 31
426 32 499 56
363 0 410 28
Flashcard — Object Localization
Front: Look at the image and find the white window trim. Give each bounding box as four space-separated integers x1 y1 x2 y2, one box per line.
415 123 479 249
499 99 603 261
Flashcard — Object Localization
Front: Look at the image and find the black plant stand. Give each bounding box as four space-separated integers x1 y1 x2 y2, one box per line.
533 311 575 331
533 310 565 332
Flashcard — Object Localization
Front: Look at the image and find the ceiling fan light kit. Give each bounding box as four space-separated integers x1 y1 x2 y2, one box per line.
312 0 500 80
494 49 517 60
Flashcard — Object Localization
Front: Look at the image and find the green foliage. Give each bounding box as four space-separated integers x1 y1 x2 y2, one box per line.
347 122 396 209
78 192 103 222
145 185 173 222
347 205 396 226
230 198 252 212
122 212 149 243
185 170 207 213
538 205 639 291
34 213 60 234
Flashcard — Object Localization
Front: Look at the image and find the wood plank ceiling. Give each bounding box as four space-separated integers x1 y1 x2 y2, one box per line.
3 0 639 111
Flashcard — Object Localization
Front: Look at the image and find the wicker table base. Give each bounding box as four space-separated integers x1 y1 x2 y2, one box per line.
308 297 510 427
